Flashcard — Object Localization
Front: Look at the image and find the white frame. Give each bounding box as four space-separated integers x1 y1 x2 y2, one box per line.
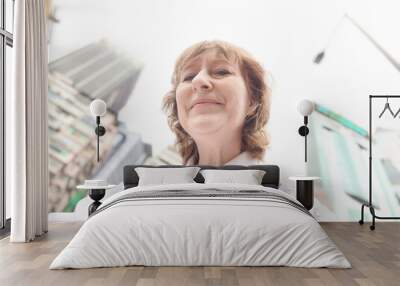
0 0 13 229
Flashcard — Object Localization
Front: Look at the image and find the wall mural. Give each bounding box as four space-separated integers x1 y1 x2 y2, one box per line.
47 0 400 221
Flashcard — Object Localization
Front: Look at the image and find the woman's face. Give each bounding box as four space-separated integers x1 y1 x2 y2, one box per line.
176 50 251 138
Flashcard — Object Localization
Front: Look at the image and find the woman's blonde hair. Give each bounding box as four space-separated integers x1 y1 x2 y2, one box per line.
162 40 271 165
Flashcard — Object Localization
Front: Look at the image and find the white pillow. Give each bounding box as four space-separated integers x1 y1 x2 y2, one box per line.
135 167 201 186
200 169 266 185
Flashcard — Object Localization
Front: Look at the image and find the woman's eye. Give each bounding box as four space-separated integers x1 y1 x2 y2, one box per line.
214 69 231 76
182 74 195 82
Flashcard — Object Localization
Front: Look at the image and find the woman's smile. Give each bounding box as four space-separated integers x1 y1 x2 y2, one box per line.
190 98 224 110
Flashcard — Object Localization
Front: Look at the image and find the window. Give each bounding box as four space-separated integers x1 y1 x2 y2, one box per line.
0 0 14 232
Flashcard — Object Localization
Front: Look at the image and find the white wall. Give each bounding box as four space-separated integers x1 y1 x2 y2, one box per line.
50 0 400 195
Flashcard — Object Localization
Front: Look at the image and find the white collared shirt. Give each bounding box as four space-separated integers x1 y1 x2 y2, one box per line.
186 151 263 166
225 151 264 165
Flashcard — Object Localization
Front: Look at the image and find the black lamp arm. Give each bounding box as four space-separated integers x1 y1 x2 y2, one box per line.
94 116 106 162
298 116 310 162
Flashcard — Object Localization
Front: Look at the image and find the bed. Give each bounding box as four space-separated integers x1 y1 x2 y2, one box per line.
50 165 351 269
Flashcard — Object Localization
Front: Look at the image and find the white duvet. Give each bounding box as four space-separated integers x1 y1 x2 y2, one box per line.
50 183 351 269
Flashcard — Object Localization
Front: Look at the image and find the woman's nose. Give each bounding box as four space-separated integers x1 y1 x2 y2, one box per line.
192 70 212 93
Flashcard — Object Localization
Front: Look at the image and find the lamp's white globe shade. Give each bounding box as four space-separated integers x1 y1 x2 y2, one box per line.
297 99 315 116
90 99 107 117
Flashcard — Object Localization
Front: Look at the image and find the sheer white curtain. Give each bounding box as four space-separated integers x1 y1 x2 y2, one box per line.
7 0 49 242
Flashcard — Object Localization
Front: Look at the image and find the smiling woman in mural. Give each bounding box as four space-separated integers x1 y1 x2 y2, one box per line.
163 40 271 166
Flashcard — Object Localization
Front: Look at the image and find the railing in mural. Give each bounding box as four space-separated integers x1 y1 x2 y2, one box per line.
309 103 400 221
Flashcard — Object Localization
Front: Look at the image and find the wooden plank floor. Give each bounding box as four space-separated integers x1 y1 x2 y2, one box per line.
0 222 399 286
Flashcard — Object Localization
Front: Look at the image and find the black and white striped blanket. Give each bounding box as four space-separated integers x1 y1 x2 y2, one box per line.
90 189 312 218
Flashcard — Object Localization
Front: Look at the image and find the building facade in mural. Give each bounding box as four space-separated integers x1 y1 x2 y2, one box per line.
48 40 149 212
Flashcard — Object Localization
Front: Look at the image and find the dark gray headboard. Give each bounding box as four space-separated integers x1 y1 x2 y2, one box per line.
123 165 280 189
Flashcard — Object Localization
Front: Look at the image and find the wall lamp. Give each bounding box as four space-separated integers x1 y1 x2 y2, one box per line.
90 99 107 162
297 99 315 162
